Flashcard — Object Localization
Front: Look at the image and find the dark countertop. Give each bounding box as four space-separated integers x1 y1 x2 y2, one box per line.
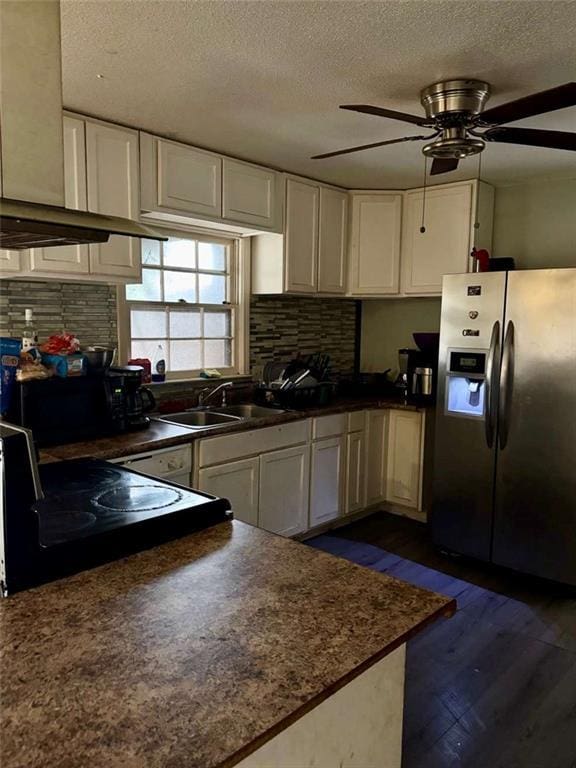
0 521 454 768
0 522 455 768
40 396 424 463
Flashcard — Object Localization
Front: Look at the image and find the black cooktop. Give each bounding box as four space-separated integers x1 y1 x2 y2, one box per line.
36 459 230 547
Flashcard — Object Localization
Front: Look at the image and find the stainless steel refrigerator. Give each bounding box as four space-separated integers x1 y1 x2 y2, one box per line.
432 268 576 586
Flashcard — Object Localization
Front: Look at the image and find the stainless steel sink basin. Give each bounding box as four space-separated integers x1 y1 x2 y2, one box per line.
214 404 285 419
156 411 241 429
154 403 283 431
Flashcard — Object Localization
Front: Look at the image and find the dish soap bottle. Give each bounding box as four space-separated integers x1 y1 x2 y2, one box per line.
151 343 166 382
22 309 39 355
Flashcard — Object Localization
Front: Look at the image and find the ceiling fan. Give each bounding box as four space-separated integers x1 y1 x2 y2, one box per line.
311 80 576 175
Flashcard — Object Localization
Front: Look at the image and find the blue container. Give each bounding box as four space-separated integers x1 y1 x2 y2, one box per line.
0 338 22 416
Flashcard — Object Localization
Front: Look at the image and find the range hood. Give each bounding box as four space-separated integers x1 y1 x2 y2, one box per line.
0 1 165 250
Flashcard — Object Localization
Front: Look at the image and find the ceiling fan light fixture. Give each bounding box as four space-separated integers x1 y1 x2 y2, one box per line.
423 127 485 160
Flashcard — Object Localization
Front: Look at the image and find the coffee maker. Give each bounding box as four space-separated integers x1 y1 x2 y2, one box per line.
105 366 155 431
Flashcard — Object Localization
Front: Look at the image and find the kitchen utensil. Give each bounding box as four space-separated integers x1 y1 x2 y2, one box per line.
84 347 116 373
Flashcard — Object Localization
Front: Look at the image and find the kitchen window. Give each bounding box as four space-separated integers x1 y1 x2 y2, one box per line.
119 230 248 379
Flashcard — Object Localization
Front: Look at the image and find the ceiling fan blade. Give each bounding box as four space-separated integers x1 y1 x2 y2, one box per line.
311 134 432 160
340 104 430 126
430 157 459 175
478 82 576 126
484 126 576 151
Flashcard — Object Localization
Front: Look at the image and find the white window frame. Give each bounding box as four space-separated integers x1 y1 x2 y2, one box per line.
117 223 250 380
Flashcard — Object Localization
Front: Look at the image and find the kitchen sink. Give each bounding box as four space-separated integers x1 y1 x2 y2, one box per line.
213 404 285 419
156 411 241 429
154 404 282 431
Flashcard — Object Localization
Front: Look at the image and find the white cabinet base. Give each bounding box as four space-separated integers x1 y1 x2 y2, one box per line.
236 645 405 768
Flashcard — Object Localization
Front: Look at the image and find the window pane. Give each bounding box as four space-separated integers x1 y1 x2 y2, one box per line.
141 239 161 265
126 268 162 301
131 309 167 338
205 339 231 367
198 242 226 271
131 339 165 363
169 310 201 338
164 238 196 268
170 340 201 371
199 273 226 304
164 270 197 303
204 310 231 338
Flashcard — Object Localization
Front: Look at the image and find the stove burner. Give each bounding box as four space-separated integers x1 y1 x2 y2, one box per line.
38 510 97 546
94 485 183 513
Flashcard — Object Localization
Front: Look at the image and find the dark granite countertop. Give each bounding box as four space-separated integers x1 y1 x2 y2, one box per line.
40 396 425 463
0 521 454 768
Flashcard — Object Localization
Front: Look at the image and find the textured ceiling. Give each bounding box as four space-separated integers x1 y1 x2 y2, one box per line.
61 0 576 189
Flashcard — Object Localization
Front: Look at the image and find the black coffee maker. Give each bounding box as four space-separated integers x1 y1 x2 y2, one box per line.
105 366 155 431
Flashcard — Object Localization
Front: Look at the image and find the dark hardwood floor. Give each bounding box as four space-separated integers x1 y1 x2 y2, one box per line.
307 512 576 768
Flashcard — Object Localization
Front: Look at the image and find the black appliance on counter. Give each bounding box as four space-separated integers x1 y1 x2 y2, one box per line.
8 365 155 447
0 423 231 595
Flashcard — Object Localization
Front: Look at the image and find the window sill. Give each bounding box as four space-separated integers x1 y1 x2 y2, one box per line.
148 374 252 387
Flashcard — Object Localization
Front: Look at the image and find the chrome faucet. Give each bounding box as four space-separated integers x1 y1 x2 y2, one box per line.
197 381 233 408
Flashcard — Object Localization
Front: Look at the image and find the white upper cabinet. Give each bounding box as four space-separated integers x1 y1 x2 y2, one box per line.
222 158 282 230
401 180 494 295
28 116 90 275
140 133 222 218
0 249 21 275
86 120 141 279
252 177 349 296
284 178 319 293
318 186 347 294
348 193 402 296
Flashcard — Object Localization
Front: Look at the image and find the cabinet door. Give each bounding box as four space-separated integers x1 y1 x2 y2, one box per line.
401 183 473 295
158 138 222 217
29 116 90 275
386 410 423 509
223 158 280 229
348 194 402 295
86 121 141 279
0 250 22 275
365 410 389 506
259 445 310 536
345 430 366 515
198 458 259 527
284 178 318 293
310 436 344 527
318 187 347 294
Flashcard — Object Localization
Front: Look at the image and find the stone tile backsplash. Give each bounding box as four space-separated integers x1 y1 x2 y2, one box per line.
250 295 358 380
1 280 358 382
0 279 118 349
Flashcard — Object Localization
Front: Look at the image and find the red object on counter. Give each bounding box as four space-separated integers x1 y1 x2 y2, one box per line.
128 358 152 383
40 333 80 355
471 248 490 272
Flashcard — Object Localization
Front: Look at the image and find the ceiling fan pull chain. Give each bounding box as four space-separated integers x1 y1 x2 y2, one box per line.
420 156 428 233
474 152 482 231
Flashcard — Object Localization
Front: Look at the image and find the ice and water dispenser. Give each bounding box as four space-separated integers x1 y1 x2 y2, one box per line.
445 350 487 418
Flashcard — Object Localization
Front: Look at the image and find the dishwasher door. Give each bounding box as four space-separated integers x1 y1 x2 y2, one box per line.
110 445 192 487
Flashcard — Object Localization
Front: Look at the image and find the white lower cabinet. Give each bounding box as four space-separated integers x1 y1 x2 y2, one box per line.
365 410 389 506
386 410 425 510
198 457 259 527
309 436 344 527
345 430 366 515
259 445 310 537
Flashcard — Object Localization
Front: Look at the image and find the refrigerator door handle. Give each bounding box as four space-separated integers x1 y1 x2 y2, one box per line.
485 320 501 448
498 320 515 450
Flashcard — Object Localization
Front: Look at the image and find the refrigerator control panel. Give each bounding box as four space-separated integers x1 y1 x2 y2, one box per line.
445 348 488 419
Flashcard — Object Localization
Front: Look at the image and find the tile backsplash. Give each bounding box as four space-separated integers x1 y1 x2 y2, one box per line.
250 295 358 380
1 280 358 381
0 280 118 349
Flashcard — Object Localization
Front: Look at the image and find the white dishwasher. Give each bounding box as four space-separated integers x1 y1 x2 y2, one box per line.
109 445 193 487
